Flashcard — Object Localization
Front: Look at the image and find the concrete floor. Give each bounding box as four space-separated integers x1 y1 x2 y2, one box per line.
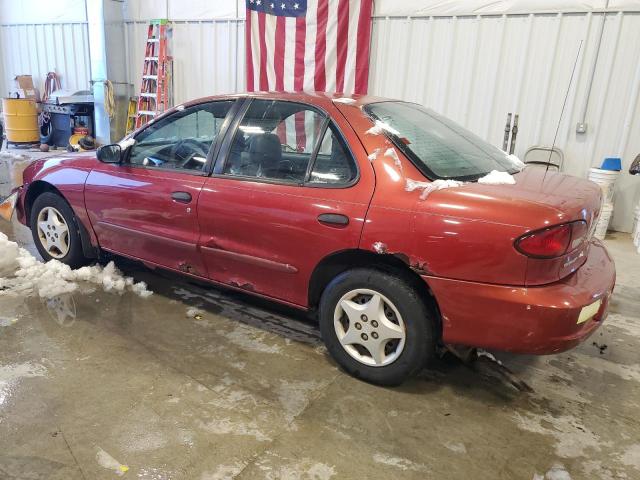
1 151 640 479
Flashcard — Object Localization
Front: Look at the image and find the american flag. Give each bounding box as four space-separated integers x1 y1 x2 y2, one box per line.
245 0 373 95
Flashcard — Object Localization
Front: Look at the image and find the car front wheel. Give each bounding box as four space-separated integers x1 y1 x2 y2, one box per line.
319 268 437 386
30 192 88 268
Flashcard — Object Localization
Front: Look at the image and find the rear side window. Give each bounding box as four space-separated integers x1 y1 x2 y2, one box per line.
223 99 357 186
308 125 357 185
364 102 517 181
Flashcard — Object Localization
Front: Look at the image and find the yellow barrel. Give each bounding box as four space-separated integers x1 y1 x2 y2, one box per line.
2 98 39 144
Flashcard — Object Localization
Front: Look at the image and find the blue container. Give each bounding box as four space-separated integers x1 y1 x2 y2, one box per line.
601 157 622 171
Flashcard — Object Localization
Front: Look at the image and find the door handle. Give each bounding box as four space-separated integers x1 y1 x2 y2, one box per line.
318 213 349 227
171 191 192 203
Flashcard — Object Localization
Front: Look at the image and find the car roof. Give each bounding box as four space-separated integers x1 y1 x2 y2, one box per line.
178 91 395 111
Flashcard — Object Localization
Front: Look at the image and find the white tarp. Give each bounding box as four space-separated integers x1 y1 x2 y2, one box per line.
374 0 640 16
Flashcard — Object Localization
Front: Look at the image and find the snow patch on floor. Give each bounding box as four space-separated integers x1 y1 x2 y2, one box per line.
0 361 47 404
276 380 321 424
256 455 337 480
619 443 640 470
444 441 467 454
186 307 205 319
201 461 247 480
372 452 429 472
405 178 464 200
222 324 282 354
513 411 604 458
477 170 516 185
533 464 572 480
0 232 152 298
0 316 18 327
198 418 271 442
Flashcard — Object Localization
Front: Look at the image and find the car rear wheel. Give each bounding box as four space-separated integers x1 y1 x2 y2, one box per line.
319 268 436 386
30 192 88 268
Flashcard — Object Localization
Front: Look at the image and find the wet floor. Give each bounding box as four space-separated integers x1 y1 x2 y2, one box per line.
1 152 640 479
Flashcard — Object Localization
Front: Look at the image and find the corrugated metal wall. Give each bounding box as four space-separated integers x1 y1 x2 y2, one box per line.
369 11 640 231
123 19 245 105
0 22 91 96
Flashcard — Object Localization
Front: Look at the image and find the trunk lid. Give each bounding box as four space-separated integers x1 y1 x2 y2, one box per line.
418 167 603 286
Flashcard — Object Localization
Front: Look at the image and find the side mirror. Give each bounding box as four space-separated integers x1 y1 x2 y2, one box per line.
96 144 122 164
630 154 640 175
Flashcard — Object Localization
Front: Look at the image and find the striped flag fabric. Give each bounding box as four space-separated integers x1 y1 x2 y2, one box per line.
245 0 374 95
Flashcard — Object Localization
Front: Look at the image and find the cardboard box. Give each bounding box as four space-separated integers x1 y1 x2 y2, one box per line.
12 75 40 101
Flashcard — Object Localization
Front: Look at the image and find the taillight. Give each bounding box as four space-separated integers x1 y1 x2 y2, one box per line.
569 220 588 250
515 221 587 258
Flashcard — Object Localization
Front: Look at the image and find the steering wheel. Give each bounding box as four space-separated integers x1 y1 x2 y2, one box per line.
171 138 208 168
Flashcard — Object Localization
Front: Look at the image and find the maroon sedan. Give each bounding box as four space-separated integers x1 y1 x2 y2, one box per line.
3 92 615 385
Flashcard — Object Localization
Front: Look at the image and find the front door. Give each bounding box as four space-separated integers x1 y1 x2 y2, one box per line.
85 100 236 276
197 99 375 306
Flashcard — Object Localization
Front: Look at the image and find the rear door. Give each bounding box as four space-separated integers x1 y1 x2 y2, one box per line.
196 99 375 307
84 100 236 276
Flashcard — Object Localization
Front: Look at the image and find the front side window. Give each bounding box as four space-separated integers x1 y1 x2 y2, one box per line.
364 102 518 181
224 100 325 182
129 101 234 172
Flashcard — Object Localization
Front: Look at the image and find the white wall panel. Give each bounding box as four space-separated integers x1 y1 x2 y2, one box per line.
0 0 87 23
0 22 91 97
124 19 244 105
370 12 640 232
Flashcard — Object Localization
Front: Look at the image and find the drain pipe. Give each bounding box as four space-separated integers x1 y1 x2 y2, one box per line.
85 0 111 145
576 2 609 134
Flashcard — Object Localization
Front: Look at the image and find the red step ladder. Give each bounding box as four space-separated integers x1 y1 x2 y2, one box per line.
135 19 173 129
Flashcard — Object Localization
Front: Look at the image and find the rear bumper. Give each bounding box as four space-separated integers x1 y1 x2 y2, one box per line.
426 239 616 354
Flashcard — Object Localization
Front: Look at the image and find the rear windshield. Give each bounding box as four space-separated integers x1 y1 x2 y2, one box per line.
364 102 517 181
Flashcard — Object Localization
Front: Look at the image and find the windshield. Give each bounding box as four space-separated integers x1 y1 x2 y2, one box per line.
364 102 518 181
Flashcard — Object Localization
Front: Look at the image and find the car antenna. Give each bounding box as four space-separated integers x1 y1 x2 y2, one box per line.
545 40 583 178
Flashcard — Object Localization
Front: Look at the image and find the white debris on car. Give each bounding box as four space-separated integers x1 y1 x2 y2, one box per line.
372 242 388 254
365 120 400 136
367 148 380 162
118 137 136 150
0 232 152 299
332 97 357 104
405 178 464 200
384 148 403 171
477 170 516 185
506 153 526 170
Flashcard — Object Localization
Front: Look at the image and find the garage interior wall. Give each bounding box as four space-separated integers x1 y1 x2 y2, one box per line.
0 0 639 232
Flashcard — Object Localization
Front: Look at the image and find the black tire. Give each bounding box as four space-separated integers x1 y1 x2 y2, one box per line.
319 268 437 386
30 192 88 268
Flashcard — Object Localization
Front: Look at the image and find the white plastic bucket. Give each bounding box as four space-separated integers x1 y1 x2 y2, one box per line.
588 168 619 203
594 202 614 240
633 201 640 249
